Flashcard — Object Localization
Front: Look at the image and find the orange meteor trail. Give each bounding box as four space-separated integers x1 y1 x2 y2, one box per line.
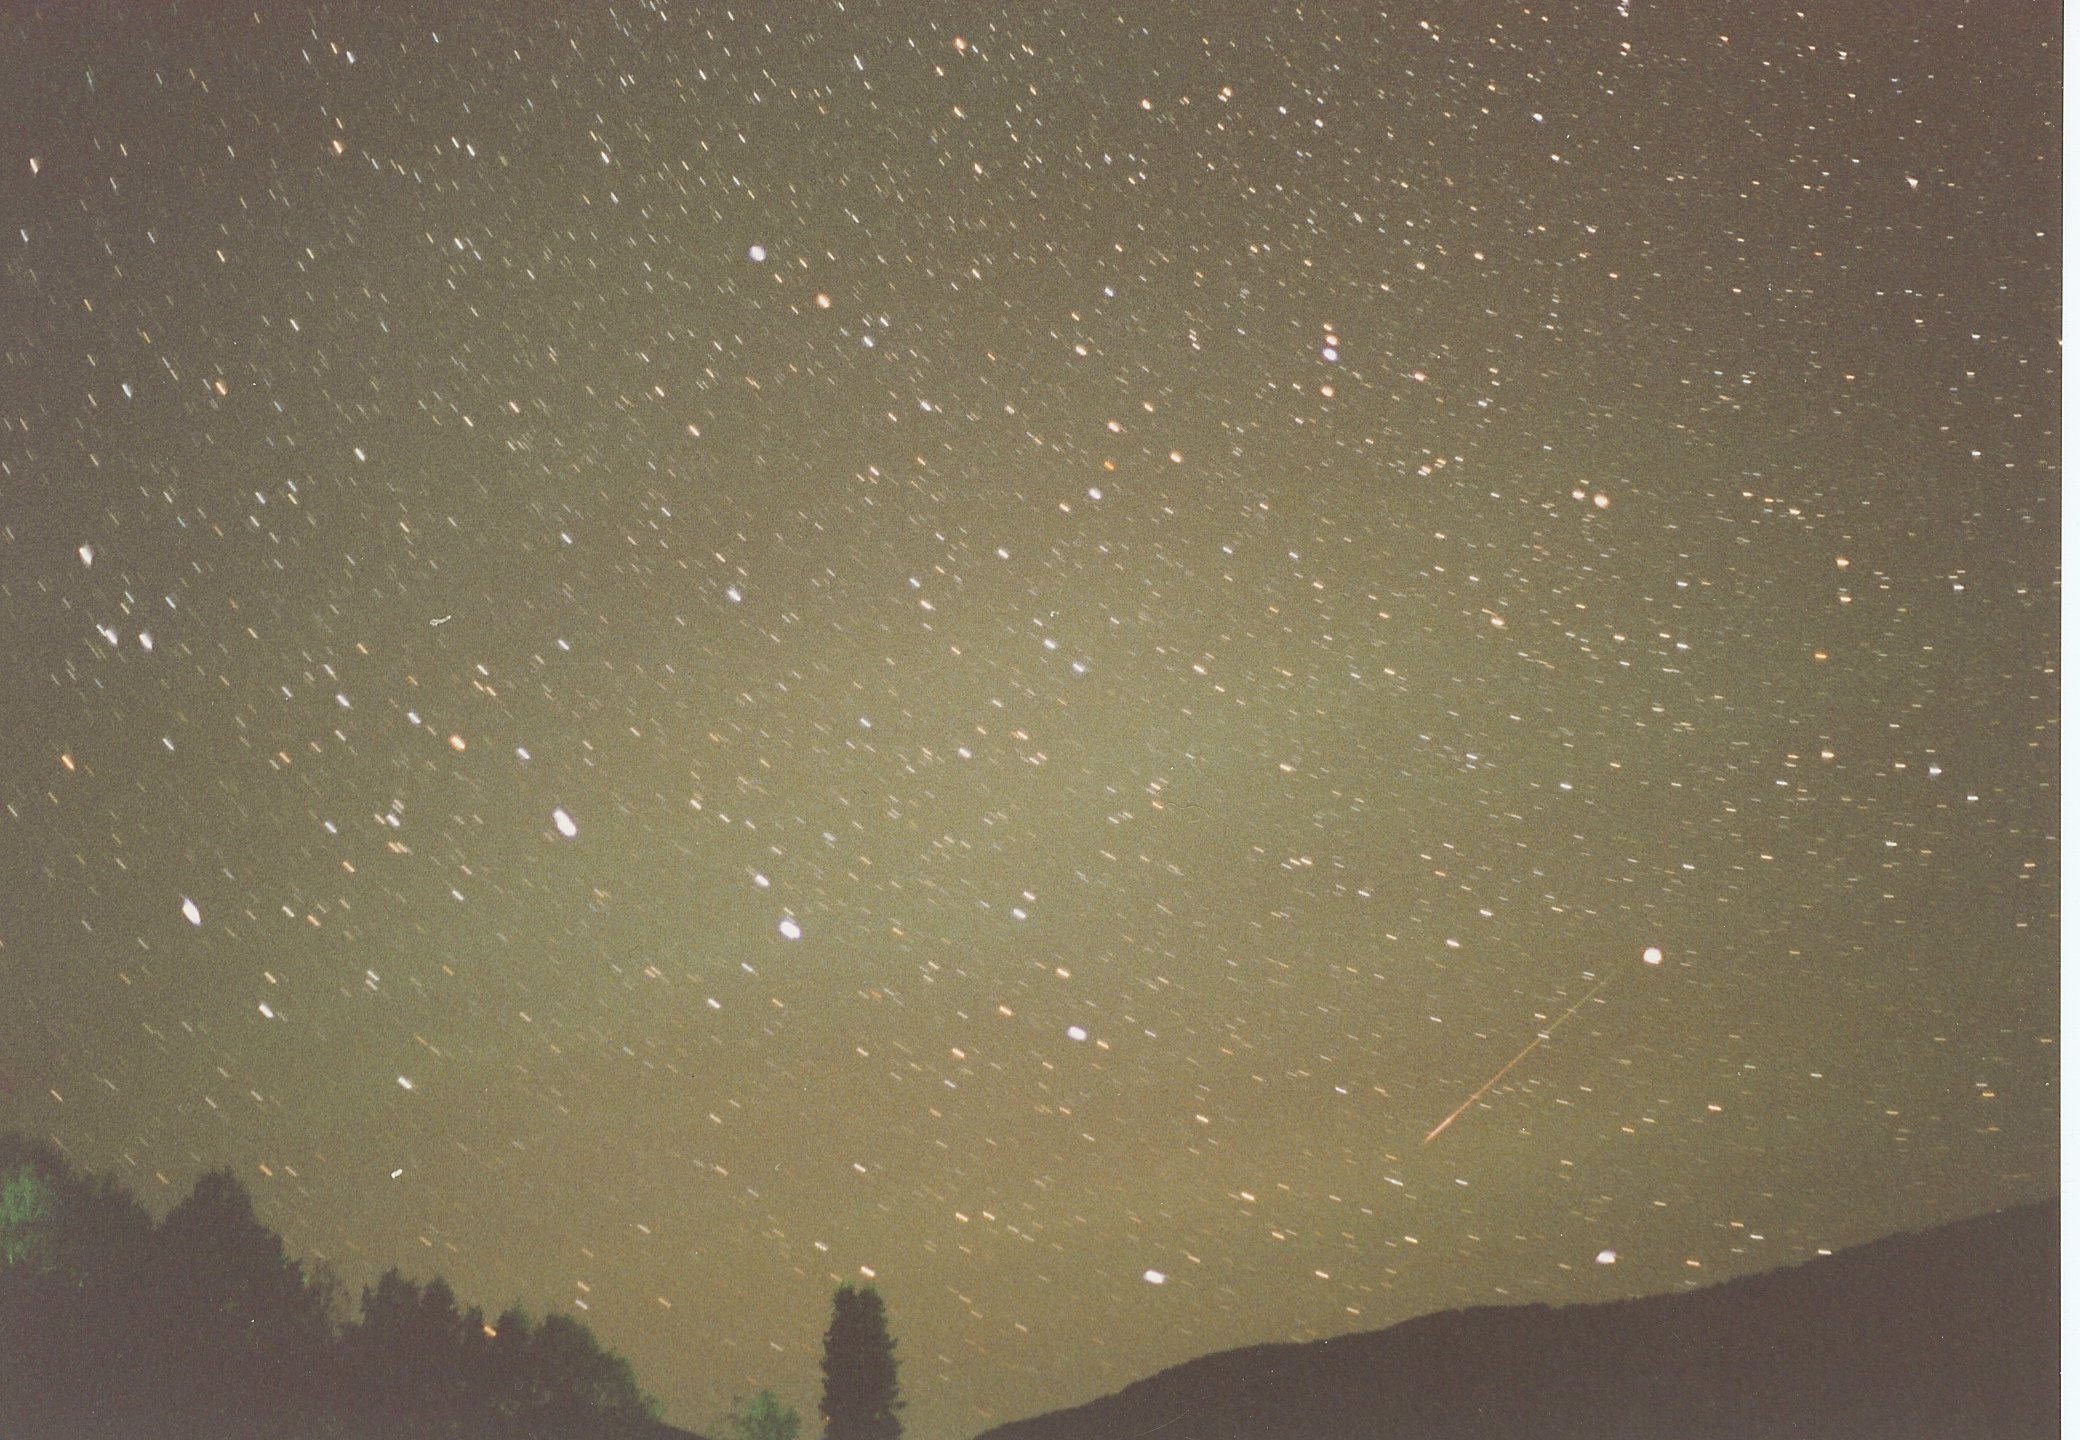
1423 972 1614 1145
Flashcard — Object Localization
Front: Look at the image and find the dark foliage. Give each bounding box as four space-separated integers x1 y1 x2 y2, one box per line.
819 1282 902 1440
0 1134 162 1433
727 1388 804 1440
0 1135 700 1440
972 1200 2059 1440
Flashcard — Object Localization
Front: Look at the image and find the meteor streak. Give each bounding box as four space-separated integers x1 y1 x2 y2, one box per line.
1423 971 1614 1145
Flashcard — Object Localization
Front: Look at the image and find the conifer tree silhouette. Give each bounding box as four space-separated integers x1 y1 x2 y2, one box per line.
819 1282 901 1440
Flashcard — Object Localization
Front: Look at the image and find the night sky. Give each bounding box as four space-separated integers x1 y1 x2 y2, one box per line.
0 4 2060 1437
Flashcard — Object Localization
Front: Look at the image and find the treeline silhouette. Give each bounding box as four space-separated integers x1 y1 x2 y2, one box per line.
0 1134 699 1440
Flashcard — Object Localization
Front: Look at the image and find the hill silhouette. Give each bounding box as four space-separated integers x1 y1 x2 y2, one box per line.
972 1200 2057 1440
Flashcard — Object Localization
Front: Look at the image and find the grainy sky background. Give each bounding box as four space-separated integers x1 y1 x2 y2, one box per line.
0 3 2059 1436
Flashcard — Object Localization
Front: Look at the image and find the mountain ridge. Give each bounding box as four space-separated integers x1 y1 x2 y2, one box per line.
971 1199 2058 1440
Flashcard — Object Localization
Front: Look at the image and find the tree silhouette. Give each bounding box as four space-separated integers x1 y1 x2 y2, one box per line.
819 1282 901 1440
520 1309 661 1436
344 1267 495 1429
0 1135 154 1286
0 1135 676 1439
0 1162 56 1270
152 1167 333 1430
729 1387 803 1440
0 1139 162 1430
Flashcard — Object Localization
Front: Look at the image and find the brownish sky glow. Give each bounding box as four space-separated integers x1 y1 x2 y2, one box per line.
1 5 2058 1436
